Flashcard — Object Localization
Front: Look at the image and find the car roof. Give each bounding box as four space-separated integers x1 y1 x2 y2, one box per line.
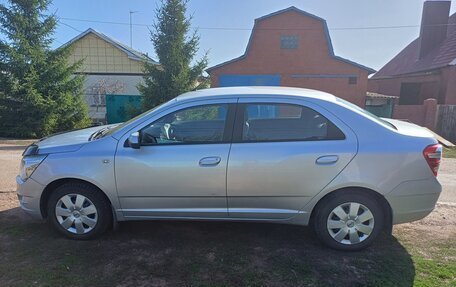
176 86 337 102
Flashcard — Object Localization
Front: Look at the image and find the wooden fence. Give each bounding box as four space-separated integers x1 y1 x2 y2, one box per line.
437 105 456 142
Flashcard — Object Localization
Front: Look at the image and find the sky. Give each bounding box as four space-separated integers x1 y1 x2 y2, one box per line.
7 0 456 71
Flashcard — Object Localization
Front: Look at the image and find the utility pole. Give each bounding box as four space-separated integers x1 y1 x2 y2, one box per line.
129 11 138 48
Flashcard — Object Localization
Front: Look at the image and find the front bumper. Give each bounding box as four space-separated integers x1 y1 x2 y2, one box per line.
16 176 45 220
385 177 442 224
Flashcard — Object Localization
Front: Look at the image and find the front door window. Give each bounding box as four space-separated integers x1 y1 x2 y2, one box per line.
140 104 229 145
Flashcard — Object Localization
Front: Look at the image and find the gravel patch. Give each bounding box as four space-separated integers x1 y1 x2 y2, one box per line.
0 145 23 192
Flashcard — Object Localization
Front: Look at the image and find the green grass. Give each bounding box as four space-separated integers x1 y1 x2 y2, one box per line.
413 256 456 287
443 147 456 158
0 211 454 286
404 242 456 287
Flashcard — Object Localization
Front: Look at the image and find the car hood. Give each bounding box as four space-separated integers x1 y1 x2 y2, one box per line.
29 125 115 155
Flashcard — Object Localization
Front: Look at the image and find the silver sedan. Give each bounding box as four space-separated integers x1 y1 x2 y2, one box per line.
16 87 442 251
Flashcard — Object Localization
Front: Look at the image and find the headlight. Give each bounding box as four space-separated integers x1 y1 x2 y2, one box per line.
19 155 47 181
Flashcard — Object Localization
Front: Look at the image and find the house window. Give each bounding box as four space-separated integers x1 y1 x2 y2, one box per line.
348 77 357 85
399 83 421 105
281 35 298 49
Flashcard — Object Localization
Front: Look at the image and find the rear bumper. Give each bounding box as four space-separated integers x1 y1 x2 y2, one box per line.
385 177 441 224
16 176 45 220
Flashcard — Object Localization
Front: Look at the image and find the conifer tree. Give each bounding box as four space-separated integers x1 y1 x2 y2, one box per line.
0 0 91 138
139 0 209 110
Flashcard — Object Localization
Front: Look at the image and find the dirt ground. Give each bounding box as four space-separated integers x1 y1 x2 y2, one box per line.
438 157 456 203
0 145 23 192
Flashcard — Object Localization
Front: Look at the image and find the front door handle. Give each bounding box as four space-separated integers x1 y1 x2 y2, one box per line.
316 155 339 165
199 156 221 167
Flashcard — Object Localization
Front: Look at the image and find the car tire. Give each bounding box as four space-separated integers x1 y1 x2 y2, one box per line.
312 190 384 251
47 182 112 240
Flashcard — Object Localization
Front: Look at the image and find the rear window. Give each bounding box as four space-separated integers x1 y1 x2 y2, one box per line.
336 98 396 130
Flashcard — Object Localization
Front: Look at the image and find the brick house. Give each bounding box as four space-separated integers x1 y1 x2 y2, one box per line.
368 0 456 106
207 7 375 107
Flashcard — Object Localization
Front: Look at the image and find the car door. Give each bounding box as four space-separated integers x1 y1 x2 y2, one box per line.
227 97 358 219
115 99 237 219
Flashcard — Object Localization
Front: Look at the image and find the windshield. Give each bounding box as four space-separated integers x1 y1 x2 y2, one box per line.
102 100 173 137
336 98 396 130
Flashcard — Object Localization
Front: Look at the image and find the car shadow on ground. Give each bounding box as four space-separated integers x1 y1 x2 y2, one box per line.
0 207 415 287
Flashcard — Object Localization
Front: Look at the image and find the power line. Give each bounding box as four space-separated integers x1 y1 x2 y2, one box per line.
61 17 150 28
58 20 83 33
59 16 456 31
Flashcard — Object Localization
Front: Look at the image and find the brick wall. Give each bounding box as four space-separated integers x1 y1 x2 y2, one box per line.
393 98 438 129
209 10 372 107
443 66 456 105
394 105 426 126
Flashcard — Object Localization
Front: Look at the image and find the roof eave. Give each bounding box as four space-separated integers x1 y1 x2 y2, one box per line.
206 55 246 73
366 92 398 99
126 54 158 64
370 67 443 80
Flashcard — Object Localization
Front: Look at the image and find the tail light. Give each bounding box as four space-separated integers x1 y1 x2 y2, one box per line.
423 144 442 176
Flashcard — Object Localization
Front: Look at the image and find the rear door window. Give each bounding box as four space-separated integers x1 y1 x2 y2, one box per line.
239 103 345 142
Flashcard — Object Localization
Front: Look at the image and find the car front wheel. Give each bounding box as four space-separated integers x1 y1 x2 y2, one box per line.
47 182 111 240
313 190 384 251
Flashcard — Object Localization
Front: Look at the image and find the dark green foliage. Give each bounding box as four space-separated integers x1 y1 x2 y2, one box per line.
139 0 209 110
176 105 220 121
0 0 91 138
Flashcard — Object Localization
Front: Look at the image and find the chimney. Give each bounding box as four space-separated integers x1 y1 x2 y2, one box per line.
419 0 451 59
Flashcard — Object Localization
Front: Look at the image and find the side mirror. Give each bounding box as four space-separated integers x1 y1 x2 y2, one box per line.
127 132 141 149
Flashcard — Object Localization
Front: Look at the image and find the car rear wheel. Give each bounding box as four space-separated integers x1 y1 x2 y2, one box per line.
47 182 111 240
313 190 384 251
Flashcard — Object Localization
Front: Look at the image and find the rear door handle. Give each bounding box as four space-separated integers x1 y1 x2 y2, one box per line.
316 155 339 165
199 156 221 167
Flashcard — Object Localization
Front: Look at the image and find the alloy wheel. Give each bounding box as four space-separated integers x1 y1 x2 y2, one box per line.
55 194 98 234
326 202 375 245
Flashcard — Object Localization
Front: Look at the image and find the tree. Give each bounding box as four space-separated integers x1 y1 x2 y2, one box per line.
139 0 209 110
0 0 91 138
